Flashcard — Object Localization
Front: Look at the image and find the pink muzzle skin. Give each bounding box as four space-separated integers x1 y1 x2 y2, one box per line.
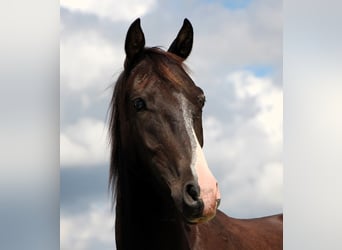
191 138 221 223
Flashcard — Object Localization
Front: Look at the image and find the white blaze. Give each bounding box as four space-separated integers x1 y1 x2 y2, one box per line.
180 95 220 219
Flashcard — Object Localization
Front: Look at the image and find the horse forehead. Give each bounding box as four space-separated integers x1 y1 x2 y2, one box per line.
130 79 193 106
131 57 193 88
129 67 153 91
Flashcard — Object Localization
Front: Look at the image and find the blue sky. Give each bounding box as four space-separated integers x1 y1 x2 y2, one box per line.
60 0 282 249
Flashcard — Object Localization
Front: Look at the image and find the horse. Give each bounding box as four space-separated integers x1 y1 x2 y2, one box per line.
108 18 283 250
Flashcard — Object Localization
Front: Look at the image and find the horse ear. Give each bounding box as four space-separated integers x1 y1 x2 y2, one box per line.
125 18 145 67
168 18 193 60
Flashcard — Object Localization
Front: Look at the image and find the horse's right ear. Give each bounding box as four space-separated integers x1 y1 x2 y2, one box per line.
124 18 145 68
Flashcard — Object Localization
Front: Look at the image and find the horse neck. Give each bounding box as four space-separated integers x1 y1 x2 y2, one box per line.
115 160 197 250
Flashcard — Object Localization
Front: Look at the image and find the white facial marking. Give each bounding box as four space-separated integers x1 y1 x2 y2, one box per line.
179 94 220 219
179 95 198 181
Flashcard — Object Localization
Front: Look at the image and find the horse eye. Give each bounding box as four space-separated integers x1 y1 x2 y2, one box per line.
198 95 206 107
133 98 146 111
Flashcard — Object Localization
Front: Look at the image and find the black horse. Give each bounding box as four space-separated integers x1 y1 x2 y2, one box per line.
109 18 283 250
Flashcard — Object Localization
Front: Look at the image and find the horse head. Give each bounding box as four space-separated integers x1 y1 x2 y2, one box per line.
110 18 220 224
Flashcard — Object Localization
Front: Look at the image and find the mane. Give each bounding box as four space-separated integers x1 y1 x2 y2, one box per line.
108 47 188 206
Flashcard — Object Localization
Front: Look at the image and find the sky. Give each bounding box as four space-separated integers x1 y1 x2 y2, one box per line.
60 0 282 249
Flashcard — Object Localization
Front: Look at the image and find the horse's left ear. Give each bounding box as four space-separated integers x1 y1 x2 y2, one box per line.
125 18 145 68
168 18 193 60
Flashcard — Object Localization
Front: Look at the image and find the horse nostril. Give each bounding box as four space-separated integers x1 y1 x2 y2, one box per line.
183 182 204 221
184 181 201 204
186 183 200 201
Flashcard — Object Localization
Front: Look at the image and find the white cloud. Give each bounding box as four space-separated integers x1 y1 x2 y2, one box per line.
229 71 283 144
60 0 156 22
60 118 109 167
60 30 123 91
256 162 283 204
60 203 115 249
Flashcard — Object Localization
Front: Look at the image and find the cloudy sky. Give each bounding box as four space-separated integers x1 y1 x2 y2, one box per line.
60 0 282 249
